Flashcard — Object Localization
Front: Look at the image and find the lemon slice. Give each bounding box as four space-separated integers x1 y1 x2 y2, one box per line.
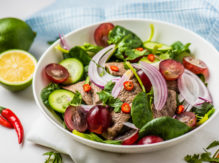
0 49 37 91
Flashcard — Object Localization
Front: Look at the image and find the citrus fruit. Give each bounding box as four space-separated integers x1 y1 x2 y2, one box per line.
0 49 37 91
0 17 36 53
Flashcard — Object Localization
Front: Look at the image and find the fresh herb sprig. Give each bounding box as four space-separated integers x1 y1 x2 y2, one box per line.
184 140 219 163
44 151 62 163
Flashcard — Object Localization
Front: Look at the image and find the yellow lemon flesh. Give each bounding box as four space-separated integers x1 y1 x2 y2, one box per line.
0 49 37 91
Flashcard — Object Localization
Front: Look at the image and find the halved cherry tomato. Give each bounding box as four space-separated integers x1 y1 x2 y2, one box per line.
123 81 134 91
183 56 209 79
177 105 184 114
176 112 197 127
159 59 184 80
147 54 155 62
136 47 144 51
83 84 91 92
45 63 69 83
94 23 114 47
121 103 131 113
110 65 119 72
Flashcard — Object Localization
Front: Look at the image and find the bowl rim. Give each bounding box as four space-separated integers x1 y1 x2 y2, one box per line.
33 18 219 150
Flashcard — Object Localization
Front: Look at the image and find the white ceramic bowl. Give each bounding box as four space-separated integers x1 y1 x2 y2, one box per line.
33 19 219 153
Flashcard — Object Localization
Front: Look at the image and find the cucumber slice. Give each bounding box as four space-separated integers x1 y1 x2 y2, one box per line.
143 41 171 52
60 58 84 84
48 89 74 113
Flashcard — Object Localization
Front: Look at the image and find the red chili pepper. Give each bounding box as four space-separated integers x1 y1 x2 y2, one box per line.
0 106 24 144
0 115 13 128
121 103 131 114
110 65 119 72
147 54 155 62
177 105 184 114
136 47 144 51
83 84 91 92
123 81 134 91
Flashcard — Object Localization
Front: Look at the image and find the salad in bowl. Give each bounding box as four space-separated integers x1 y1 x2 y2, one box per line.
39 22 216 147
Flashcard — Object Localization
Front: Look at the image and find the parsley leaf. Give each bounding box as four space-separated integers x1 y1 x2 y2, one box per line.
70 91 82 106
41 83 60 108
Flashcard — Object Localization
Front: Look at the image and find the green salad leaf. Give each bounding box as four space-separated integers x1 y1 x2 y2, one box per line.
63 46 91 65
125 49 148 61
41 83 60 108
169 41 192 62
192 102 214 117
139 117 191 140
73 130 121 145
80 43 103 56
131 92 153 129
97 81 122 112
108 25 143 60
70 91 82 106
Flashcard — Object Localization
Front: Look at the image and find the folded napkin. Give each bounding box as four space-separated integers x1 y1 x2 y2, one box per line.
27 114 219 163
26 0 219 162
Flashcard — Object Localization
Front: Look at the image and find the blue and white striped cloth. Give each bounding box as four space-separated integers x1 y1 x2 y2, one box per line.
26 0 219 51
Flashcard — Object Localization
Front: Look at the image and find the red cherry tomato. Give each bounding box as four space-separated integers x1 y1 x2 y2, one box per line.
137 135 163 145
45 63 69 83
121 103 131 114
123 81 134 91
94 23 114 47
147 54 155 62
176 112 197 127
83 84 91 92
159 59 184 80
110 65 119 72
183 56 209 79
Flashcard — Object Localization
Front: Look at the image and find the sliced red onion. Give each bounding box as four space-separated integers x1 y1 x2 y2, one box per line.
123 122 138 130
178 69 212 106
88 44 120 88
134 62 168 111
59 34 70 50
111 70 133 98
80 104 94 112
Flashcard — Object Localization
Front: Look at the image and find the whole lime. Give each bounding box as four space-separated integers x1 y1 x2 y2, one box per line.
0 17 36 53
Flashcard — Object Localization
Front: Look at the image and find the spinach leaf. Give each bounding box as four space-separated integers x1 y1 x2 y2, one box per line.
139 117 190 140
207 140 219 150
192 102 214 117
70 91 82 106
41 83 60 108
108 25 143 60
80 43 103 56
97 91 123 113
131 92 153 129
125 49 148 61
73 130 121 145
63 46 91 65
